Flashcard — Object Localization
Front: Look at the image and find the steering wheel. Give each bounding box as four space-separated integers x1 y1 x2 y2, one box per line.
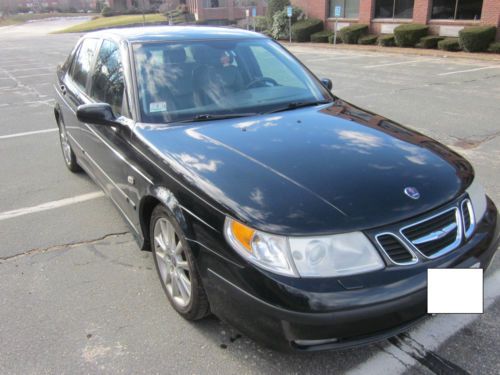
245 77 279 89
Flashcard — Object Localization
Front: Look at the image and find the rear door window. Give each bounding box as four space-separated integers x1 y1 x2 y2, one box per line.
70 38 99 91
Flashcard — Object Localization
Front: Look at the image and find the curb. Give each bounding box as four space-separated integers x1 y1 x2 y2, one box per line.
280 42 500 62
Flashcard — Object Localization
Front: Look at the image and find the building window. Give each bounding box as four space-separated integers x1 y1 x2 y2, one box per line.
431 0 483 20
234 0 264 6
329 0 360 19
374 0 414 19
204 0 227 8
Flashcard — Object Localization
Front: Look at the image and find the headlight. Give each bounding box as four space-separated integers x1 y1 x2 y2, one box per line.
289 232 385 277
224 218 384 278
466 178 487 222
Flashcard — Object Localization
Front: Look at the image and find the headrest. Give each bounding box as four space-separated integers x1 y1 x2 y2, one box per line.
191 45 220 65
165 46 186 64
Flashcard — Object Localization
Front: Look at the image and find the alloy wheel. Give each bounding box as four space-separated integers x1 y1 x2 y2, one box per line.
153 218 192 308
59 125 72 166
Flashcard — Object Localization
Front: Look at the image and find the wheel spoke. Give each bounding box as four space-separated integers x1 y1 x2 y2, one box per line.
174 241 183 255
157 252 171 268
177 260 189 271
171 271 180 297
164 265 172 284
177 271 191 299
154 234 167 252
160 220 170 248
167 224 176 252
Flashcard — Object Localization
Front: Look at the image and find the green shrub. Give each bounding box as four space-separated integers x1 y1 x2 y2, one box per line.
311 30 333 43
394 24 428 47
358 34 378 45
261 29 274 38
267 0 290 25
328 33 342 43
459 26 497 52
488 42 500 53
378 34 395 47
338 24 368 44
271 6 302 39
101 6 114 17
291 18 323 42
416 35 444 49
438 38 461 51
254 16 268 32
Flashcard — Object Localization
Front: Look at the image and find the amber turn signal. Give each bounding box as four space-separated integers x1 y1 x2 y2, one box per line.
230 220 255 252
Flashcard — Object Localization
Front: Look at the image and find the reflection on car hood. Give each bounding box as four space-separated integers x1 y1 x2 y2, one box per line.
136 101 473 235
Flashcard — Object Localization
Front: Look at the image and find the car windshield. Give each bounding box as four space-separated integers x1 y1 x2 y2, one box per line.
132 38 331 124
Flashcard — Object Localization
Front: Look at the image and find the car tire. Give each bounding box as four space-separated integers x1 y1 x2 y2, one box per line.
150 204 210 320
57 116 81 173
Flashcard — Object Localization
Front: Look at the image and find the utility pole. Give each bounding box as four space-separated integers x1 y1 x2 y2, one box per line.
141 0 146 26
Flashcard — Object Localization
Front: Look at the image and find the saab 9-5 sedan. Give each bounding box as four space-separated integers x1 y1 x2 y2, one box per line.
54 26 499 351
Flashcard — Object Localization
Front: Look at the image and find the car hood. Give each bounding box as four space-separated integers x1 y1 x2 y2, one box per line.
136 101 473 235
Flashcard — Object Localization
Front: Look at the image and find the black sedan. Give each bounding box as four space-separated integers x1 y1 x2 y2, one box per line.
54 26 500 351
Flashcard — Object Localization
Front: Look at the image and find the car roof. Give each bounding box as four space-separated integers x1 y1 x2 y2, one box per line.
85 25 268 43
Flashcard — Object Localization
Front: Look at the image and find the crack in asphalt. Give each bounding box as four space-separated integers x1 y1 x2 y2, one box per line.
452 130 500 149
388 333 470 375
375 343 414 371
0 231 130 263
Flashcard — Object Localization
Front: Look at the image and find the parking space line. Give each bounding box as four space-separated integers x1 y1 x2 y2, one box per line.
345 268 500 375
304 55 375 62
14 72 54 79
0 192 105 222
7 67 52 73
0 128 57 140
438 65 500 76
364 60 422 68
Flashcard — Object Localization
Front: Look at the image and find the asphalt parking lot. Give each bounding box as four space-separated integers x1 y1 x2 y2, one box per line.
0 19 499 374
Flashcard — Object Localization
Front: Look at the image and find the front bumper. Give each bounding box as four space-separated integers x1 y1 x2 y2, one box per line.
202 198 499 352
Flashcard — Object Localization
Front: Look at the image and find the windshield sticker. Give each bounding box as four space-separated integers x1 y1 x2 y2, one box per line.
150 102 167 113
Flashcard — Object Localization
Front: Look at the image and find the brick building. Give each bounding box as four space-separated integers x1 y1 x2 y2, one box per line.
291 0 500 40
9 0 96 11
186 0 267 22
104 0 267 21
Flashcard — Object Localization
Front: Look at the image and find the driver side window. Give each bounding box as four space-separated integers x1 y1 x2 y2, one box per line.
90 40 125 116
249 45 303 88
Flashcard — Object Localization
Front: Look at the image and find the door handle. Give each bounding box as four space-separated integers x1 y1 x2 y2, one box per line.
60 84 67 95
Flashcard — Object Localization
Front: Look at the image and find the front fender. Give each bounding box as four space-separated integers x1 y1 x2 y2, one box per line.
137 186 193 251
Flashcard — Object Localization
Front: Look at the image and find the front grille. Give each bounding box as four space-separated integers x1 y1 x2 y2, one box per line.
461 199 475 238
376 233 416 265
401 208 462 259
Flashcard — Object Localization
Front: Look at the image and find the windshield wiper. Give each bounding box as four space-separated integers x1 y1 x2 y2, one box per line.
265 100 333 114
177 113 258 123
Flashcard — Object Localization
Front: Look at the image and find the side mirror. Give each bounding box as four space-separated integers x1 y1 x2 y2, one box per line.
77 103 117 126
321 78 333 91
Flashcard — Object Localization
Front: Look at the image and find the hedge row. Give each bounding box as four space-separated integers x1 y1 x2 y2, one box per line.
311 30 333 43
459 26 496 52
416 36 444 49
291 18 323 42
339 24 368 44
358 34 378 45
489 42 500 53
328 33 341 43
394 24 429 47
378 34 395 47
438 38 461 51
284 19 498 54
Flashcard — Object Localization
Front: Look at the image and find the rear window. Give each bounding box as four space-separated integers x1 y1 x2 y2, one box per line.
70 38 99 91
